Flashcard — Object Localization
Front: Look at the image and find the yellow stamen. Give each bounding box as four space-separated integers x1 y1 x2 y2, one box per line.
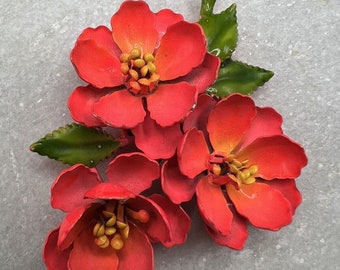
243 176 256 185
105 227 117 236
134 59 146 68
138 78 151 86
249 165 258 175
93 223 105 237
105 214 117 227
121 63 130 75
140 65 149 77
111 234 124 250
121 226 130 239
143 53 154 63
147 62 156 74
231 159 243 168
130 47 141 59
212 164 221 176
95 235 110 248
120 53 130 63
129 69 139 81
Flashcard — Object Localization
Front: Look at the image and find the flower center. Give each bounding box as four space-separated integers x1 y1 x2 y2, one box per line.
92 200 149 250
208 152 258 187
120 47 160 96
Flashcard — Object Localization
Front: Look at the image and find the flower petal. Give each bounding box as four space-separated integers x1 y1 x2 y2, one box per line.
180 53 220 94
106 152 160 194
204 208 248 250
207 94 256 154
43 228 71 270
237 135 308 180
84 182 135 200
93 90 145 128
155 21 206 80
70 26 123 88
265 179 302 215
117 223 154 270
51 164 102 212
126 195 171 244
183 94 217 137
148 194 191 247
178 128 209 179
227 182 292 230
196 176 232 235
58 204 100 250
147 82 197 127
111 1 158 53
155 9 183 41
68 227 119 270
161 157 198 204
236 107 283 151
131 114 182 159
68 85 112 127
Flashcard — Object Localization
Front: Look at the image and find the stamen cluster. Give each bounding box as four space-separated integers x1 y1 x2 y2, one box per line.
93 201 149 250
120 47 160 96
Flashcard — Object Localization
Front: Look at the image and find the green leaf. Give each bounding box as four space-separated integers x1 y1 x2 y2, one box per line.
199 2 238 60
208 59 274 98
200 0 217 16
30 123 120 167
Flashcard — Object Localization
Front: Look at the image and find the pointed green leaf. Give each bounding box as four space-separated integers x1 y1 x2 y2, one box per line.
199 3 238 60
208 59 274 98
200 0 216 16
30 123 120 167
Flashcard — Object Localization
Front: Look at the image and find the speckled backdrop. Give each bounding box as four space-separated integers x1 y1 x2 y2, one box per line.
1 0 339 269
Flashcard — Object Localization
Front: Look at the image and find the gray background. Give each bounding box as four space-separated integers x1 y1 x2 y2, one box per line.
1 0 339 269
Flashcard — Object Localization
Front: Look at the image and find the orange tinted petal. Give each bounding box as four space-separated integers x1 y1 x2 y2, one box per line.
207 94 256 154
111 1 158 53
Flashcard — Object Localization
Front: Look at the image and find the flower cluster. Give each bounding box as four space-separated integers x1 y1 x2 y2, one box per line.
31 1 307 269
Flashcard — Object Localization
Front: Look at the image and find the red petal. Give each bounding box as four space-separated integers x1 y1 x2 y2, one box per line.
155 9 183 41
155 21 206 80
106 152 160 194
177 128 209 179
179 53 220 94
43 228 71 270
111 1 158 53
237 135 308 180
68 85 112 127
84 182 135 200
68 227 119 270
58 204 99 250
117 223 154 270
237 107 283 151
148 194 191 247
93 90 145 128
207 94 256 154
131 114 182 159
196 176 232 235
147 82 197 127
227 182 292 230
265 179 302 215
51 164 102 212
126 195 171 244
204 209 248 250
183 94 217 136
70 26 123 88
161 157 198 204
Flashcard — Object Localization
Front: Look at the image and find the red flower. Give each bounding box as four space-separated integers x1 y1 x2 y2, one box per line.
162 94 307 249
68 0 220 130
43 153 190 270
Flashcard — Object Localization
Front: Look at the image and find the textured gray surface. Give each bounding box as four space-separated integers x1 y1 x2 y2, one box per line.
1 0 339 269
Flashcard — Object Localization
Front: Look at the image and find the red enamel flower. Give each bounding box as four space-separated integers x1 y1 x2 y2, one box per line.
43 153 190 270
68 0 220 130
162 94 307 249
